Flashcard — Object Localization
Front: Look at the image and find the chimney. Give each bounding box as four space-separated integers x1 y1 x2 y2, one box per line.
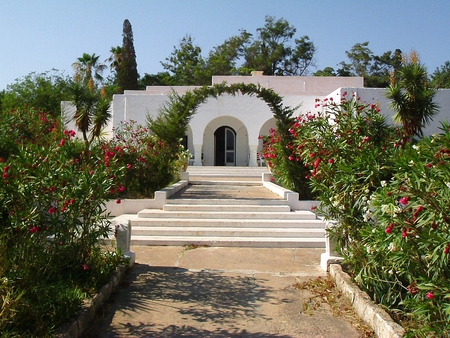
251 71 264 76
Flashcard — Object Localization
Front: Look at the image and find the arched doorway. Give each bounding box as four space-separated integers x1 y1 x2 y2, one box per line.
214 126 236 166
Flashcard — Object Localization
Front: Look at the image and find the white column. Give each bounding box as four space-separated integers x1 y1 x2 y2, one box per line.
248 144 258 167
193 144 203 166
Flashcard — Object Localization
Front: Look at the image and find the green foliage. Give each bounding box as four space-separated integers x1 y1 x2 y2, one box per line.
387 51 438 138
161 35 210 86
115 19 139 92
106 121 182 198
0 108 126 336
292 94 399 246
67 80 112 147
431 61 450 88
276 93 449 335
1 70 72 116
261 127 313 199
338 42 402 88
241 16 316 76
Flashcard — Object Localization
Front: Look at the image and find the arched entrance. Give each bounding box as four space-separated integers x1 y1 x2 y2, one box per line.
214 126 236 166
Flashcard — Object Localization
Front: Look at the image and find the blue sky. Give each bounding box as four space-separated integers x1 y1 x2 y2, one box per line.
1 0 449 90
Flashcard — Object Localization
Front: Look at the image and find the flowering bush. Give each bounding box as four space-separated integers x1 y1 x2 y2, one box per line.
279 93 450 335
290 93 399 250
261 128 314 199
367 125 450 335
105 120 185 199
0 108 125 336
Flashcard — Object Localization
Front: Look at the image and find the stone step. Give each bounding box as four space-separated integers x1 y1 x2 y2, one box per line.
130 235 325 248
166 198 288 205
132 226 325 238
162 204 291 212
130 218 325 228
137 209 317 220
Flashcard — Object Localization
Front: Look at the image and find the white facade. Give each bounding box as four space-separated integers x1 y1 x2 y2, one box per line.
111 74 365 166
64 74 450 167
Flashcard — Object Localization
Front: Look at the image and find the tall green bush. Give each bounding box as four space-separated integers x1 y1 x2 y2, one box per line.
281 92 449 335
0 108 125 336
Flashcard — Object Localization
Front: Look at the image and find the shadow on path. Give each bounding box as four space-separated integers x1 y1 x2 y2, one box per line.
84 263 295 337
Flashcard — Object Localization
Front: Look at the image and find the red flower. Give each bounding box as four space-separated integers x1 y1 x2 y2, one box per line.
399 197 409 206
83 264 89 271
59 139 66 146
49 206 57 214
116 199 122 204
408 284 419 295
30 226 41 233
426 292 434 300
118 185 126 193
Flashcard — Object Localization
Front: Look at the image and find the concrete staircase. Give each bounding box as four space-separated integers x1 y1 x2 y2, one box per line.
117 167 326 248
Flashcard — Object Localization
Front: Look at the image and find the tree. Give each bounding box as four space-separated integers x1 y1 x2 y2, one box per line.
0 70 71 116
241 16 316 76
431 61 450 88
386 51 438 138
138 72 173 87
72 53 107 91
161 35 209 85
115 19 139 92
205 30 251 76
313 67 337 76
337 42 402 87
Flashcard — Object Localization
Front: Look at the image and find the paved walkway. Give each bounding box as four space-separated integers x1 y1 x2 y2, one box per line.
84 247 365 338
82 168 365 337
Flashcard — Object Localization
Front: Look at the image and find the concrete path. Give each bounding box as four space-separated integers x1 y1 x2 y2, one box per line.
83 168 364 337
83 246 364 338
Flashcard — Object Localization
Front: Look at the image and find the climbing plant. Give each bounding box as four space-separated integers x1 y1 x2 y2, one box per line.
147 82 312 198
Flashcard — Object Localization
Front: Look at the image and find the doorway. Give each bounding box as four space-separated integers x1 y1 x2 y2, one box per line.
214 126 236 166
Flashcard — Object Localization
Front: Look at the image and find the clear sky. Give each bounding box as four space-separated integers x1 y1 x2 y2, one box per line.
1 0 449 90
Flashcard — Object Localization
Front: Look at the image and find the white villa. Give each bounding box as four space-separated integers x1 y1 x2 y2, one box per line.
64 73 450 167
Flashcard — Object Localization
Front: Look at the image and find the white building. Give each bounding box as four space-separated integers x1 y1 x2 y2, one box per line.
64 73 450 167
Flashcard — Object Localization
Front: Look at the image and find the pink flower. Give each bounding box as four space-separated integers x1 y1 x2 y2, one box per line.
118 185 126 193
328 158 334 164
399 197 409 206
426 292 434 300
59 139 65 146
83 264 89 271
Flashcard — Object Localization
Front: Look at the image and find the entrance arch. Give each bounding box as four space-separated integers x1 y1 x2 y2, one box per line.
202 116 248 166
214 126 236 166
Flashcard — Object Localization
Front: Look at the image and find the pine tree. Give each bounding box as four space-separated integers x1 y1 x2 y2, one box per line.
117 19 139 92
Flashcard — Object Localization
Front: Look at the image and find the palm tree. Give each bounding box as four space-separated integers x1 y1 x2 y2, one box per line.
72 53 107 90
106 46 123 74
386 51 438 138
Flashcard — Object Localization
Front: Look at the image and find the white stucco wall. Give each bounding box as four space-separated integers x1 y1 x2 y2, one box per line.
324 88 450 137
63 75 450 167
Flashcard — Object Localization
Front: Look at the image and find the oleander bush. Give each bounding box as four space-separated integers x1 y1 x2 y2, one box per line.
105 120 185 199
270 92 450 336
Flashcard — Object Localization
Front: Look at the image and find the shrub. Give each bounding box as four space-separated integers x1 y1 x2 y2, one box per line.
106 120 184 198
0 108 126 336
367 124 450 335
291 93 399 249
281 92 450 335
